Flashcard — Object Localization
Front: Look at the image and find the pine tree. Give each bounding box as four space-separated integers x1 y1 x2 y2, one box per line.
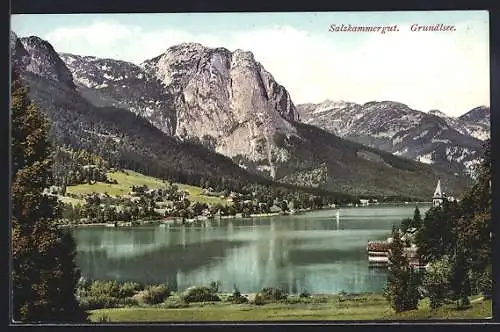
11 70 87 322
384 228 419 312
400 218 413 233
449 247 472 309
412 206 422 229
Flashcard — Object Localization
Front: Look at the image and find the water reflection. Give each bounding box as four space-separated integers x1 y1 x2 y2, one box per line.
72 205 429 293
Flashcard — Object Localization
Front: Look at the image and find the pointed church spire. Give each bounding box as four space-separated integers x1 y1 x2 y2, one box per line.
432 179 444 207
433 179 442 198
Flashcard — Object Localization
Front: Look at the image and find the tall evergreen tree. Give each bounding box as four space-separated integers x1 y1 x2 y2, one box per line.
412 206 422 229
384 228 419 312
11 70 87 322
449 248 471 309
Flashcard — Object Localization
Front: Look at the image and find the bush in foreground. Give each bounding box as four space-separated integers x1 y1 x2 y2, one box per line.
227 287 248 304
253 293 265 305
423 258 453 310
183 286 221 303
262 287 288 301
162 296 189 308
142 285 171 305
120 282 144 298
299 290 311 298
79 295 138 310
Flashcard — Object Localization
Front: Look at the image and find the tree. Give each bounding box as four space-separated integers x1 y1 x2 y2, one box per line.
11 70 87 322
279 200 289 212
449 248 471 309
415 201 459 262
412 206 422 229
400 218 413 233
423 258 452 309
384 228 419 312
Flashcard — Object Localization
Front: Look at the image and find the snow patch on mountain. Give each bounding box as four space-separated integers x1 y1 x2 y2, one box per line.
417 153 434 164
298 100 487 177
393 148 408 156
413 130 429 140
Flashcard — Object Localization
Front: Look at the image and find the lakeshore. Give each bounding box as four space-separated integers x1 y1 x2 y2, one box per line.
58 208 312 228
59 203 432 229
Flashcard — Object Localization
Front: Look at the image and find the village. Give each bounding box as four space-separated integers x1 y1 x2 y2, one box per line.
44 166 434 229
47 170 327 227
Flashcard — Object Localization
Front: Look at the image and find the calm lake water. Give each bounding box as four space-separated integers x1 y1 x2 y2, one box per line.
72 205 430 294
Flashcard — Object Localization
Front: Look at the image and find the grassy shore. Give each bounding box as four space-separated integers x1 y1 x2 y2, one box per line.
88 293 491 322
62 170 230 206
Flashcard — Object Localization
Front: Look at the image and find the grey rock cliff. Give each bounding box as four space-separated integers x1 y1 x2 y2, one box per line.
140 44 299 174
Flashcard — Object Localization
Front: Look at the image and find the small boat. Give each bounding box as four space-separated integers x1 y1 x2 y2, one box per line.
184 218 196 224
368 256 389 264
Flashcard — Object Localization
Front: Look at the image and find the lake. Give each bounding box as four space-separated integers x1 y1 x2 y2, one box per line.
72 205 430 294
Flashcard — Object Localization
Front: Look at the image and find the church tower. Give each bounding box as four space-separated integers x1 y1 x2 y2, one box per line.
432 179 443 207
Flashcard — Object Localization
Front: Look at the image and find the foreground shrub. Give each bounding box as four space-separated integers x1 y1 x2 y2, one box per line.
120 281 144 298
79 295 138 310
77 279 142 310
232 296 249 304
183 286 221 303
299 290 311 298
163 296 189 308
423 258 453 310
79 295 120 310
88 280 122 298
142 284 171 305
227 287 248 304
477 265 493 299
262 287 288 301
119 297 139 307
253 293 265 305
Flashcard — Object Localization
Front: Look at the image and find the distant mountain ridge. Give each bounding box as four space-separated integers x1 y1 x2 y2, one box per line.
297 100 489 177
10 31 472 198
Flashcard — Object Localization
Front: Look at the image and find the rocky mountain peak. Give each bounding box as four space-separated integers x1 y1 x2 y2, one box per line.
12 34 75 89
428 109 447 117
459 106 490 123
137 42 299 171
10 31 28 67
10 31 19 48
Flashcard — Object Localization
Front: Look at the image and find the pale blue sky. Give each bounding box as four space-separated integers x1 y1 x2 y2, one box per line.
11 11 490 116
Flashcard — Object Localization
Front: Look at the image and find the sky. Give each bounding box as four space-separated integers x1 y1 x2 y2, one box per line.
11 11 490 117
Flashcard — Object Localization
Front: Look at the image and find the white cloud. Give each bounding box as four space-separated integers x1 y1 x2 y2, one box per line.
43 20 489 117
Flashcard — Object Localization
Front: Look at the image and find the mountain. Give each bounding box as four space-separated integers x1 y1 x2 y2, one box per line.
428 107 490 141
297 100 488 177
11 33 471 199
59 53 176 135
457 106 490 140
10 32 270 191
140 43 299 179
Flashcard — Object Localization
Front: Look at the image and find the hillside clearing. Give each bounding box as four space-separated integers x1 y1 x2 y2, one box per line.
62 170 230 205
